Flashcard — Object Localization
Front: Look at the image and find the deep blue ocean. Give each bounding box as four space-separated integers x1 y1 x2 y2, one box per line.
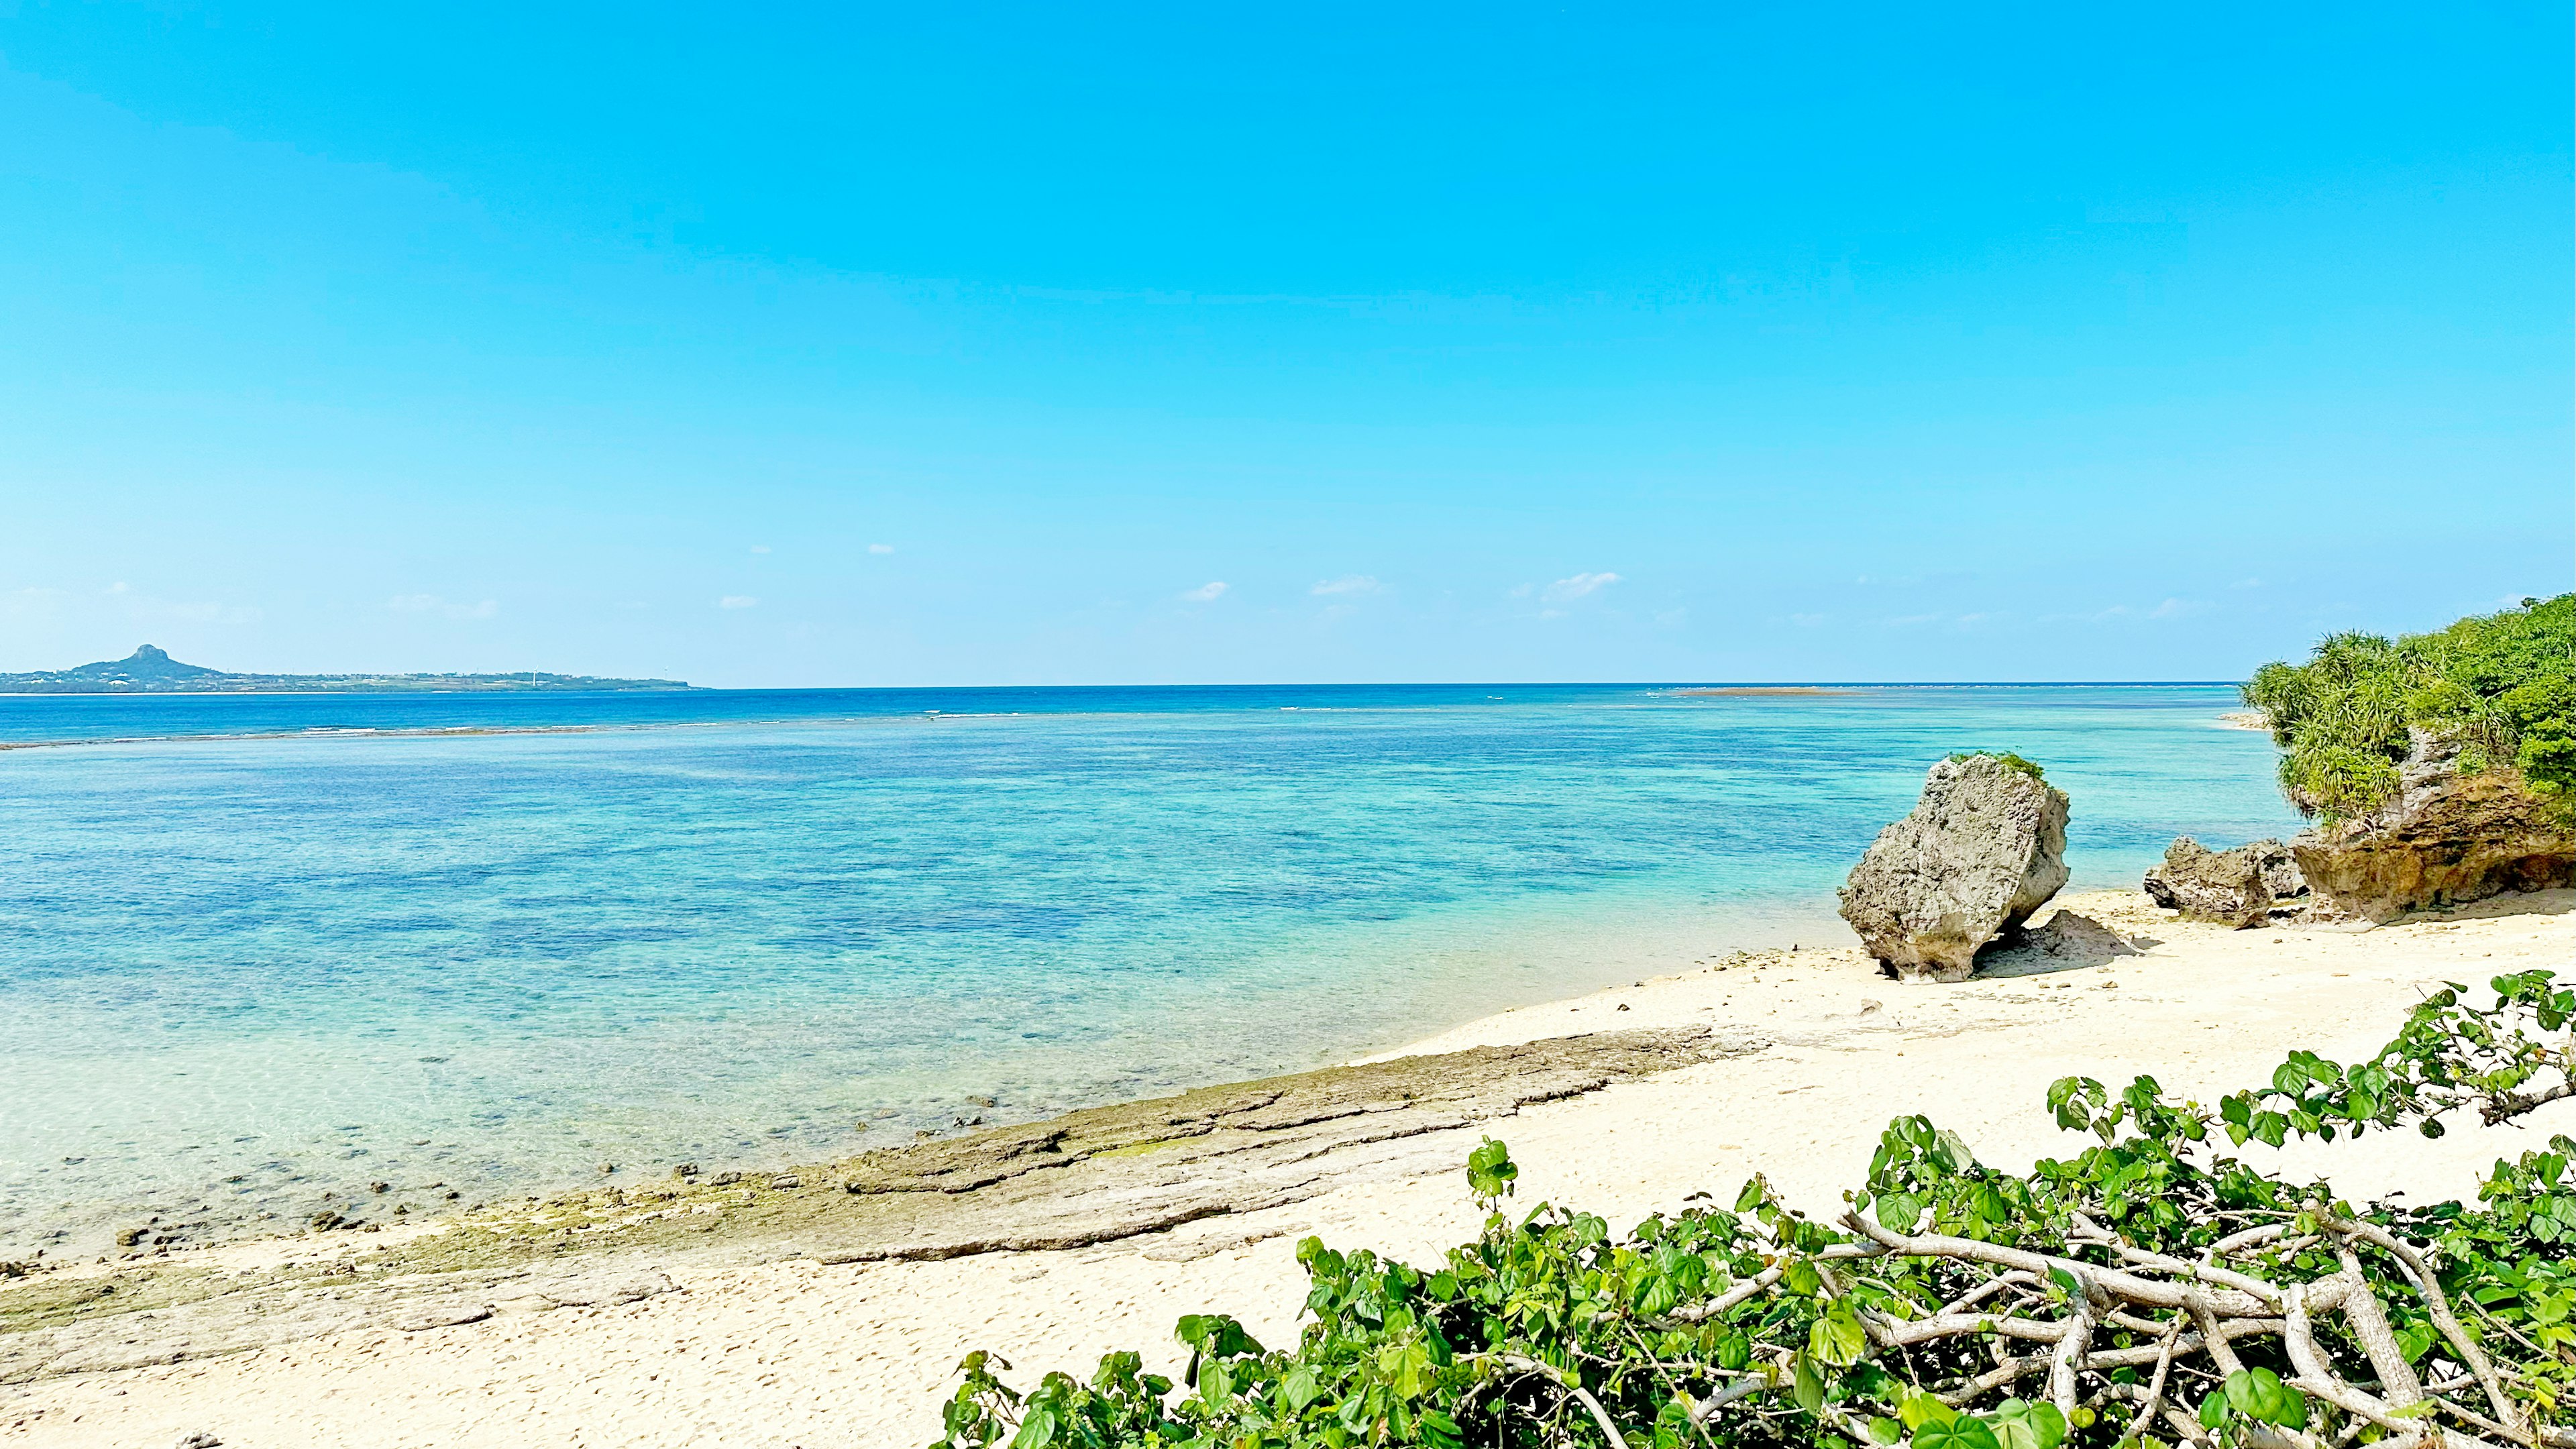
0 684 2300 1250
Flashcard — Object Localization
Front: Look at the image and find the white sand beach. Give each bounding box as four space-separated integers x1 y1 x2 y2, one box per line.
6 888 2571 1448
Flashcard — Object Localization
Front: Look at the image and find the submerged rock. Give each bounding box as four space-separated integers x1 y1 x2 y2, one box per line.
2143 836 2306 928
1839 753 2070 982
2292 730 2576 922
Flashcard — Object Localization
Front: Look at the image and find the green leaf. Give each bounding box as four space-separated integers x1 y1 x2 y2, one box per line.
1914 1418 2002 1449
1877 1193 1923 1232
1809 1301 1868 1366
1793 1354 1825 1413
1900 1391 1957 1429
1988 1398 2068 1449
1466 1138 1518 1199
1869 1417 1904 1445
1009 1405 1060 1449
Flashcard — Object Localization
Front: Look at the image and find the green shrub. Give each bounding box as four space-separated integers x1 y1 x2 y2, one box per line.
1944 751 2045 782
2244 594 2576 822
932 975 2574 1448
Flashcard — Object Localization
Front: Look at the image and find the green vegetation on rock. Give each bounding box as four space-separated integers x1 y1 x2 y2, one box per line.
2244 593 2576 823
1943 751 2045 782
932 974 2575 1448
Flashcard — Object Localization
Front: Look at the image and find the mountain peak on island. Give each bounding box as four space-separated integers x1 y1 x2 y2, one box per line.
0 647 694 695
68 645 227 682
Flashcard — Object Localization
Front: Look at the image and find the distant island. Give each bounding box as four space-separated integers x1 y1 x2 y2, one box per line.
0 645 696 694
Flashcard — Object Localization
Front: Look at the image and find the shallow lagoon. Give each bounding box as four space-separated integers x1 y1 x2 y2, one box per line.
0 684 2299 1249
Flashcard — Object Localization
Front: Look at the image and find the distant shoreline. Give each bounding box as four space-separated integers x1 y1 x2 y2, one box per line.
1670 686 1852 696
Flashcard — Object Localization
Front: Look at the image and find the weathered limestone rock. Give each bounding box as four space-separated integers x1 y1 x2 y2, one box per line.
2143 836 2306 928
2292 730 2576 923
1839 754 2071 982
2023 910 2141 962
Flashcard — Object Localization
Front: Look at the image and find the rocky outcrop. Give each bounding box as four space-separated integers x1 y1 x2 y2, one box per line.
1839 754 2071 982
2292 730 2576 923
2143 837 2306 928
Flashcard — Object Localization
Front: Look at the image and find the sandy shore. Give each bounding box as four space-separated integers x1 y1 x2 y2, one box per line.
6 887 2571 1448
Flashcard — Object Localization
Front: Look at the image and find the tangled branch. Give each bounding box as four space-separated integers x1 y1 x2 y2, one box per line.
932 973 2576 1449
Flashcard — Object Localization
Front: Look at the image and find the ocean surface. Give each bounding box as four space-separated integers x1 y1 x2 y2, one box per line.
0 683 2301 1252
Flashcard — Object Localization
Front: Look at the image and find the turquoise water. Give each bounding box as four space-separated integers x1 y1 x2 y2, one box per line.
0 684 2298 1252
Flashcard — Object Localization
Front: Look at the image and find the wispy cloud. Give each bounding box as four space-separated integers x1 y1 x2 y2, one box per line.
718 595 759 610
2 587 68 620
749 545 771 554
390 594 498 621
868 543 896 555
1179 581 1229 603
1542 571 1622 603
1310 574 1379 596
2043 597 2210 624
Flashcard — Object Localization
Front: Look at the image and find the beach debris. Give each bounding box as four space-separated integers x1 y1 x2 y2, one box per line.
768 1175 801 1190
2290 729 2576 922
172 1434 222 1449
709 1171 741 1186
307 1210 343 1232
2142 835 2304 927
1837 752 2069 982
672 1163 699 1179
368 1180 389 1194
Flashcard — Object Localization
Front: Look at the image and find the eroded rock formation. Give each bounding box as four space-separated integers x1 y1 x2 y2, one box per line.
2292 730 2576 922
2143 836 2306 928
1839 754 2070 982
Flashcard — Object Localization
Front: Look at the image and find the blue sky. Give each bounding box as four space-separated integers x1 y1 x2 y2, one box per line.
1 3 2567 686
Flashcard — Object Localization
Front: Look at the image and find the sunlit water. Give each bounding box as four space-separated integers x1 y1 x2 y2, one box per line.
0 684 2299 1251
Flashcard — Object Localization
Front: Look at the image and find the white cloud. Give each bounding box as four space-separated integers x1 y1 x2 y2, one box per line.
1310 574 1380 596
1542 572 1622 603
390 594 498 621
868 543 896 555
1179 581 1229 603
718 595 759 610
3 587 68 620
749 544 771 554
2146 597 2206 620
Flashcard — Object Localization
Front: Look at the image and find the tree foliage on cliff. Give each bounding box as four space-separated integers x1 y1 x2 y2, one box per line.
931 974 2574 1449
2243 594 2576 822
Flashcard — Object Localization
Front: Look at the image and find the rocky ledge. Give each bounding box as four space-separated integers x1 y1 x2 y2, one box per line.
2292 731 2576 923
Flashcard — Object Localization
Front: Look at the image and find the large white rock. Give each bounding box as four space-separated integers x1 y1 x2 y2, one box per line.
1838 754 2070 982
